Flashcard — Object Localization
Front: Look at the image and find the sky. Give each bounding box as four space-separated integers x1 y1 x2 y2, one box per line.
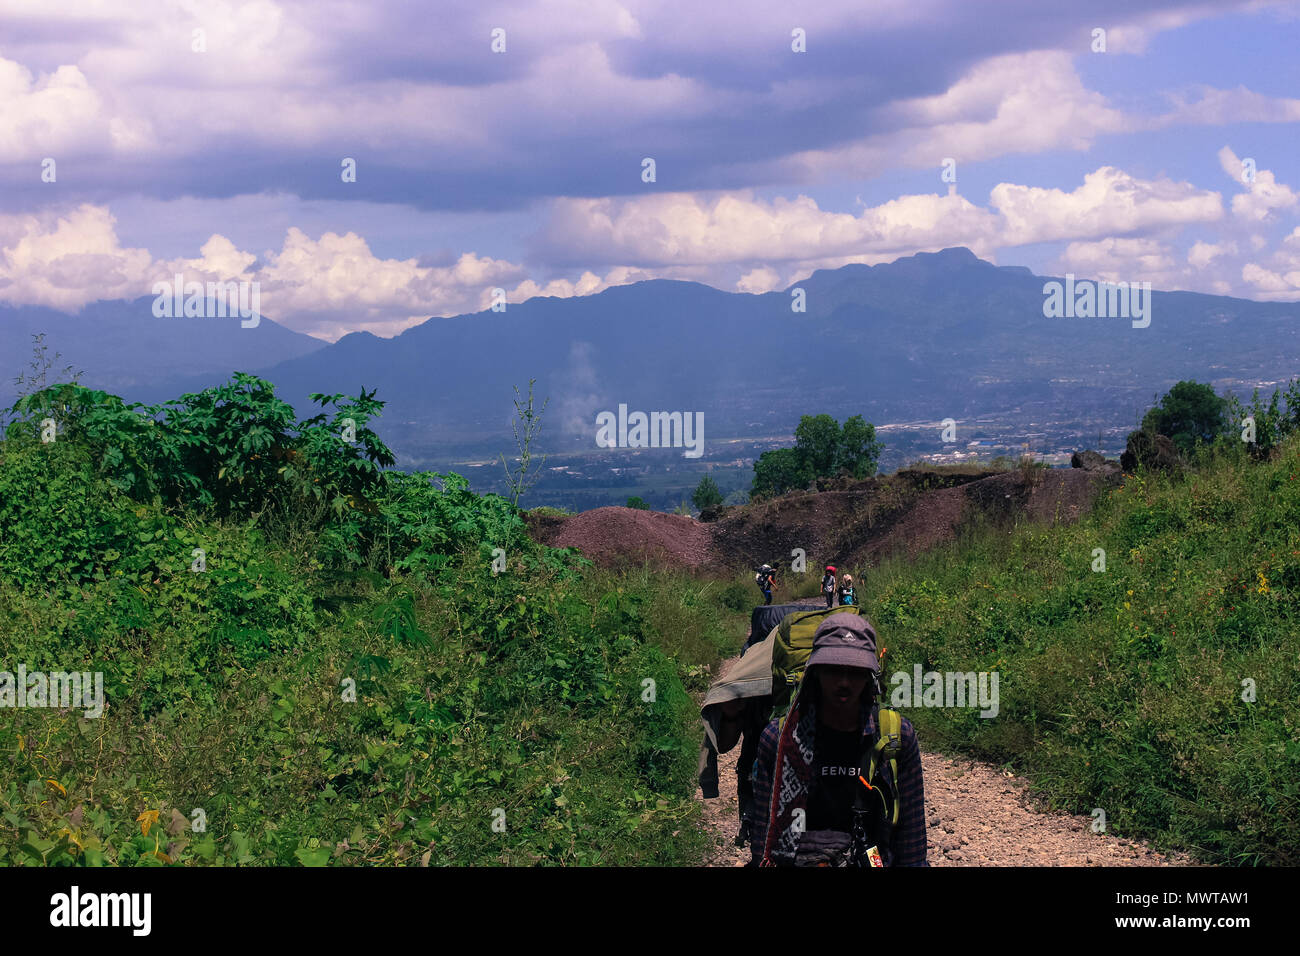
1 0 1299 341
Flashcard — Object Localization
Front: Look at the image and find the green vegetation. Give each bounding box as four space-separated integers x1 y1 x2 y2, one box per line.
1224 379 1300 460
752 413 883 499
860 433 1300 865
1125 377 1300 467
691 475 723 512
0 374 732 866
527 506 574 518
625 496 649 510
1140 380 1229 455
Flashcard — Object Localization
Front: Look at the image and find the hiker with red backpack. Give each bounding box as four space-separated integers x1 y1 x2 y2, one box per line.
748 614 928 866
821 565 837 608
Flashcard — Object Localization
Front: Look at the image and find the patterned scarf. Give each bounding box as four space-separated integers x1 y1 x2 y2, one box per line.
761 689 875 865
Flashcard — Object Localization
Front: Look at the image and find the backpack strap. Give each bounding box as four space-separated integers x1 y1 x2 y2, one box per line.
850 704 902 866
868 706 902 827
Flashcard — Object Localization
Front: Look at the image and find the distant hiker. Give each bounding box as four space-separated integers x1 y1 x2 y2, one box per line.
838 573 856 607
748 614 927 867
755 564 777 605
821 565 837 608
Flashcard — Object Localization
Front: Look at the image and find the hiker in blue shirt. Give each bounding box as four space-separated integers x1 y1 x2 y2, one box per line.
838 573 856 606
756 564 777 605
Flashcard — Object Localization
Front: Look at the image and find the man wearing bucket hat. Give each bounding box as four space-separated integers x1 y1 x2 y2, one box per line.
748 613 928 866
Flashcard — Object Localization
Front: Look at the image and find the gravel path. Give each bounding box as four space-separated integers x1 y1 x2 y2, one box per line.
695 653 1198 867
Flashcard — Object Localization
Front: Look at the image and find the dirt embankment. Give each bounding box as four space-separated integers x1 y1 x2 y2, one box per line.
527 505 715 568
527 466 1121 573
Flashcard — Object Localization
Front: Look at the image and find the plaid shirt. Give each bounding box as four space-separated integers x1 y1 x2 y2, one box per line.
747 707 929 866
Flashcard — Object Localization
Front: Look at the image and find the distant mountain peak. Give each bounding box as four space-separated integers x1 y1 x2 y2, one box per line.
918 246 980 262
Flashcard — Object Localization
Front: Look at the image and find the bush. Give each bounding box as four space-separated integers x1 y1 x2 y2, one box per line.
860 434 1300 864
0 378 730 867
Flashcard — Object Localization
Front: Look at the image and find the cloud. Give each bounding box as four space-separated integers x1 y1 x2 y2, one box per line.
1188 239 1238 270
991 167 1222 245
0 205 530 337
1240 226 1300 300
0 0 1272 210
0 202 668 338
736 266 781 294
787 52 1128 183
535 188 1001 270
1158 85 1300 128
0 204 153 308
1217 146 1299 222
1054 237 1182 286
0 57 152 162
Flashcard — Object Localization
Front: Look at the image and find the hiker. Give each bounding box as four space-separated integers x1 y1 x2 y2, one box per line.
838 573 856 606
821 565 837 608
755 564 777 606
748 614 928 866
698 641 774 848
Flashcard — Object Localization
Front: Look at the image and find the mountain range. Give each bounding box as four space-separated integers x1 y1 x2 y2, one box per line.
4 248 1297 471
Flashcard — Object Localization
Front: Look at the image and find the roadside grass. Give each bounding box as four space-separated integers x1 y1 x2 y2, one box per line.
0 380 724 867
859 438 1300 865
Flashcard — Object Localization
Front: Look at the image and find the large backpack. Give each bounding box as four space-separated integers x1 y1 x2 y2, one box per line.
770 604 864 715
745 603 807 651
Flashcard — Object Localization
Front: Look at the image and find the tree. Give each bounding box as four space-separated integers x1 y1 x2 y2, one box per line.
836 414 883 478
1141 381 1228 455
626 496 649 510
751 446 810 499
752 413 885 498
691 474 724 511
794 414 840 478
498 379 549 508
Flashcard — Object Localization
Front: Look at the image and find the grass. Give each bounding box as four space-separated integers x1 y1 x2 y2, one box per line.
526 506 574 518
1 545 732 866
0 380 739 867
858 437 1300 865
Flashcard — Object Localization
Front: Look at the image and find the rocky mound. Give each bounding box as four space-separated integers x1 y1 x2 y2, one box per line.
528 505 715 568
528 467 1123 571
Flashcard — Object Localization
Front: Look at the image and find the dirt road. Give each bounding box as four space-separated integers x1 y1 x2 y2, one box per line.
696 652 1197 867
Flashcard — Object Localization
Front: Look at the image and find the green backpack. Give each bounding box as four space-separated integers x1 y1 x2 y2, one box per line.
770 604 864 715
